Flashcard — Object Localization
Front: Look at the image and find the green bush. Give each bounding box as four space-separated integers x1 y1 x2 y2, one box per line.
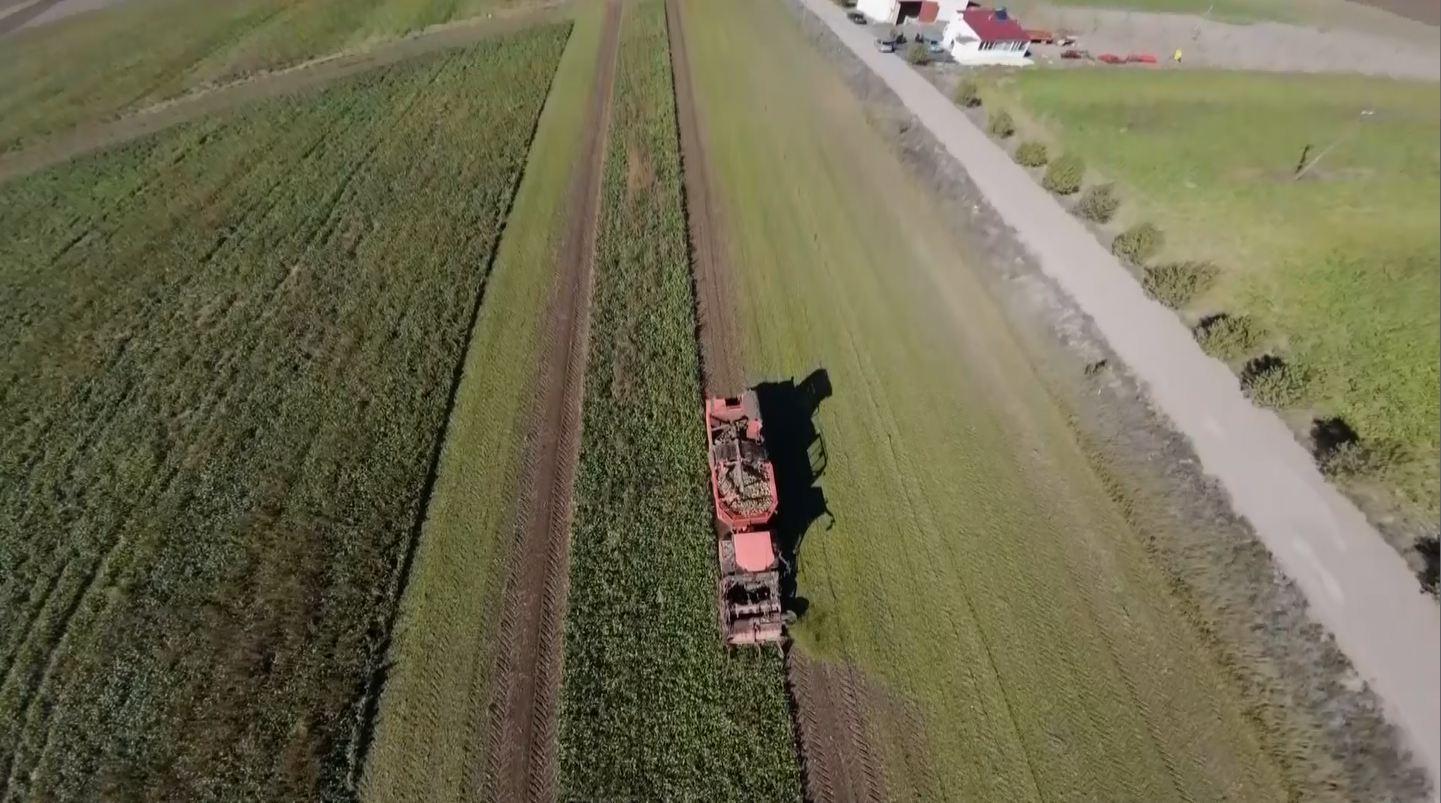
1042 153 1084 195
1194 313 1261 360
1013 140 1047 168
1140 260 1215 308
987 108 1015 139
1318 440 1394 479
1111 221 1163 265
1076 182 1119 223
905 42 931 65
1240 355 1309 408
953 76 981 108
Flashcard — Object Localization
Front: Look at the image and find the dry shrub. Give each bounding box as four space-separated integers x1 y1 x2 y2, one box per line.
1141 260 1215 308
1112 221 1163 265
1240 354 1309 408
953 76 981 107
1194 313 1261 360
987 108 1015 139
905 41 930 65
1076 182 1119 223
1013 140 1047 167
1042 153 1084 195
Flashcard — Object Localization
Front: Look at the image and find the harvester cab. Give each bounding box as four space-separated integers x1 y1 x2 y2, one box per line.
705 391 787 647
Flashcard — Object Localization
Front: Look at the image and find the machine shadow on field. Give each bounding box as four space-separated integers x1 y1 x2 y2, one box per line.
755 368 833 619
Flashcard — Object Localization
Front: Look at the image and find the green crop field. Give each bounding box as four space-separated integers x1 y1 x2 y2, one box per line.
555 2 801 800
0 26 565 801
683 0 1316 800
994 70 1440 524
0 0 544 152
357 9 599 803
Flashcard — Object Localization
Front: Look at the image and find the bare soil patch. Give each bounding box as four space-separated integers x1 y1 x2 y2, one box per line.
481 3 620 801
667 0 742 394
786 654 886 803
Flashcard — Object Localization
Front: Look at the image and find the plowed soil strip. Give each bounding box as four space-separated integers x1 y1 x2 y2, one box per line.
665 0 741 393
482 3 620 802
666 3 880 802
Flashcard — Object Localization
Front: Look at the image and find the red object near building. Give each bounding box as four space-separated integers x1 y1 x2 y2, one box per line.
1098 52 1123 63
961 7 1029 43
918 1 940 23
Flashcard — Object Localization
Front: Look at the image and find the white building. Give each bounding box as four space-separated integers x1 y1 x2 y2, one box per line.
856 0 972 25
942 8 1032 65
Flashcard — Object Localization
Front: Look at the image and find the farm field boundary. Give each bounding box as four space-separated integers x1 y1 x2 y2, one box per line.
666 1 883 801
482 1 621 801
355 7 608 803
784 0 1437 799
0 3 569 183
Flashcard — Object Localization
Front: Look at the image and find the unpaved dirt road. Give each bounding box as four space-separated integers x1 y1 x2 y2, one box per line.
798 0 1441 796
482 3 619 801
666 2 885 800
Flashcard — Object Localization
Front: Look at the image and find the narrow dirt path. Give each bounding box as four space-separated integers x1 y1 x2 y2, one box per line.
666 2 883 802
480 2 620 802
0 4 569 182
666 0 741 394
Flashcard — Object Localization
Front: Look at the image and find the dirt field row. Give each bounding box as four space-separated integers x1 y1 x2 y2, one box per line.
482 2 618 800
668 0 875 796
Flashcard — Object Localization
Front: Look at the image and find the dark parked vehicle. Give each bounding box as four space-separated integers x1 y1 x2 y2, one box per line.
846 10 866 23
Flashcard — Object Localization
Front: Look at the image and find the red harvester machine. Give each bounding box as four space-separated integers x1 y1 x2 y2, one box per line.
705 391 787 647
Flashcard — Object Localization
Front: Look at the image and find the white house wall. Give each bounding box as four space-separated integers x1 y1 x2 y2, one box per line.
858 0 899 23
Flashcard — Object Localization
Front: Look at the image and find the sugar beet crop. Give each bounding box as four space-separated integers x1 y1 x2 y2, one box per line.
0 28 566 802
555 3 801 800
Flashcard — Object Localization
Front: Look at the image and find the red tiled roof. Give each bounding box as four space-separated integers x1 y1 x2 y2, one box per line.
961 8 1028 42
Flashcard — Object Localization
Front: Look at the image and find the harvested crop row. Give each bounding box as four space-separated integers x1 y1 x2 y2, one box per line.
554 2 801 800
0 26 567 802
356 11 603 803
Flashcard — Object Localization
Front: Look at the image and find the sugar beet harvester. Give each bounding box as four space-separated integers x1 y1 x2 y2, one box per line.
705 391 788 647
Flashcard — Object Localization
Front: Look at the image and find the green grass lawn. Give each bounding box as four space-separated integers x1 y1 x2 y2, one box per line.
994 69 1440 522
685 1 1304 800
0 0 543 152
357 12 596 803
0 25 566 801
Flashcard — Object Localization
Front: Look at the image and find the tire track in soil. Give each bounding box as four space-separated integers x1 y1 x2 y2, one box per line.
665 2 883 802
480 3 620 802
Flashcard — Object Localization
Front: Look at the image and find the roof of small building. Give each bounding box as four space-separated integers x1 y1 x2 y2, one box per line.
961 8 1028 42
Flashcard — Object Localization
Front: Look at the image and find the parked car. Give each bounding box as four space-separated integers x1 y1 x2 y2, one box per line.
846 10 866 23
874 36 896 53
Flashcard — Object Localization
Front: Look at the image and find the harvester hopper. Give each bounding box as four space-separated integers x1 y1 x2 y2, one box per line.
705 392 786 647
